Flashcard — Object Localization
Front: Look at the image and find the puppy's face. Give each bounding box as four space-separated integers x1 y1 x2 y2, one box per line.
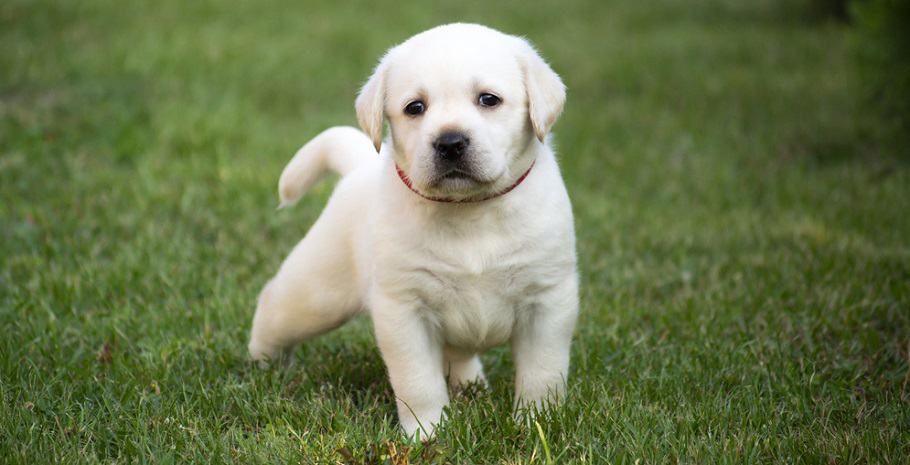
356 24 566 200
384 41 528 198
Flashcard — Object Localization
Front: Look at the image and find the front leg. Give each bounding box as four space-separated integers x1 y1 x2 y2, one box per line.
372 292 449 439
512 275 579 412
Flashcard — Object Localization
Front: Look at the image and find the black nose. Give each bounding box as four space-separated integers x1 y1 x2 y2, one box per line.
433 132 470 160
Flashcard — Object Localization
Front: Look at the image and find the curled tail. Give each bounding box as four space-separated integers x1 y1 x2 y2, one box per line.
277 126 376 208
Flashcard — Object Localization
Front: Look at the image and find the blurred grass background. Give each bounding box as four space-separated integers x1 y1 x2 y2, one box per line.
1 0 908 463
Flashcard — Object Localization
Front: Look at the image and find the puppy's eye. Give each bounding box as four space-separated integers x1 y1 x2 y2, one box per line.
478 93 501 108
404 100 426 116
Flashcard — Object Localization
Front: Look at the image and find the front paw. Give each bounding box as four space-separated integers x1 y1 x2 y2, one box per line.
398 403 444 441
513 380 566 422
400 416 436 441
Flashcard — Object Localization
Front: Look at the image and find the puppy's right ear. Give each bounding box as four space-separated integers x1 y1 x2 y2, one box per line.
355 56 389 152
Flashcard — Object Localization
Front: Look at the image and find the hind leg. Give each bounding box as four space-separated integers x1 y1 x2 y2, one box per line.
248 278 359 363
248 203 362 363
444 347 487 391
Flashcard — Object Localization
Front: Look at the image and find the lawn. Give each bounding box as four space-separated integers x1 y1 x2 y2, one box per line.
1 0 908 463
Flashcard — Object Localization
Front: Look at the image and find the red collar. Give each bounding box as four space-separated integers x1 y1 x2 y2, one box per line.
395 160 536 203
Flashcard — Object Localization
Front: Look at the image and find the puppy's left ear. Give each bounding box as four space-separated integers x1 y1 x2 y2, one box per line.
516 40 566 142
355 56 389 152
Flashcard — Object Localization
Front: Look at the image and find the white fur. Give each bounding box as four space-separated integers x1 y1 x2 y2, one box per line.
249 23 578 439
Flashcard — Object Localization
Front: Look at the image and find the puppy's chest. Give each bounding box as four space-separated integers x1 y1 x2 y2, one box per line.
410 248 548 350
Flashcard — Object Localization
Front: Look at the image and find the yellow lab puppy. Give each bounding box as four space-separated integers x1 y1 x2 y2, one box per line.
249 23 577 439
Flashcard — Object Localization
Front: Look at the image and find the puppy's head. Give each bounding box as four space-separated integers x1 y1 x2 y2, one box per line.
355 23 565 200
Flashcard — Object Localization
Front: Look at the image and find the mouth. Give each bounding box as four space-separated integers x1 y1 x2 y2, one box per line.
429 169 488 187
441 170 475 181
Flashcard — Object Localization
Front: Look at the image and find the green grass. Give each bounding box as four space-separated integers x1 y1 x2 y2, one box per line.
2 0 908 463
